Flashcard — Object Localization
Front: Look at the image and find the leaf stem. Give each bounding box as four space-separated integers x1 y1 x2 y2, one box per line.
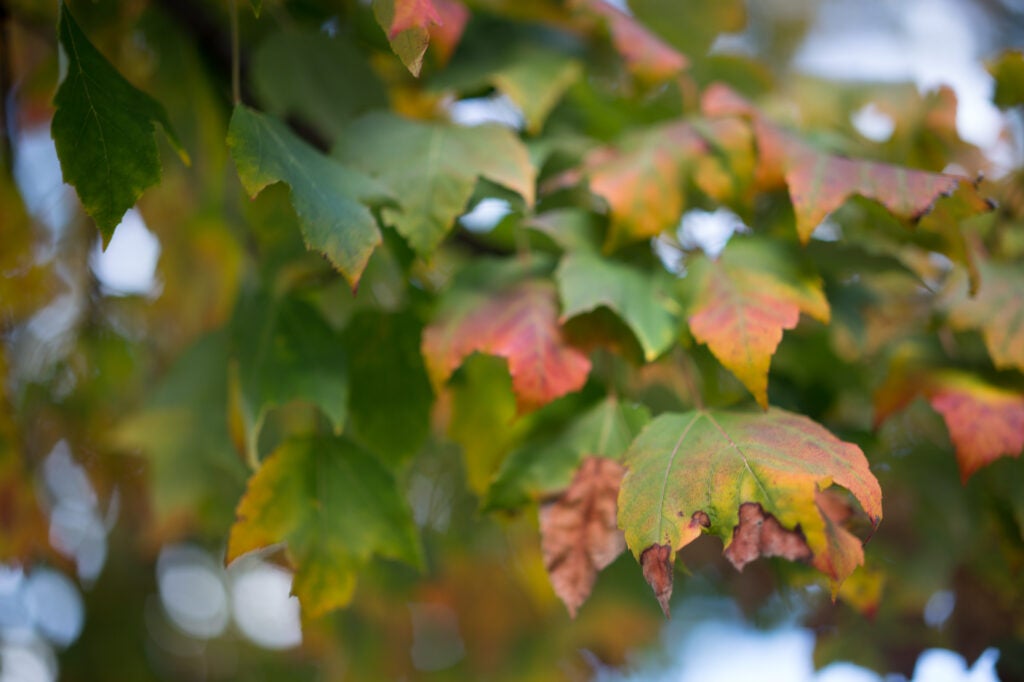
229 0 240 105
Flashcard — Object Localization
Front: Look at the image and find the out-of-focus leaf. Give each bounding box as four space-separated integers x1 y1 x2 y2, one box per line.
438 44 582 134
618 407 882 614
0 178 55 323
113 332 248 534
988 50 1024 109
628 0 746 59
539 456 626 618
486 397 650 511
230 291 348 466
572 0 687 83
51 2 188 244
228 105 393 287
448 354 523 494
0 351 47 563
875 368 1024 481
228 435 423 616
251 30 387 142
683 236 830 408
702 84 992 287
373 0 468 76
341 310 433 466
335 113 535 256
557 253 677 361
552 121 706 250
422 280 591 410
944 261 1024 373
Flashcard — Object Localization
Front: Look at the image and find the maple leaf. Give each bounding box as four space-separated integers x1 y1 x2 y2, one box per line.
571 0 687 83
539 457 626 618
683 236 830 408
373 0 468 76
557 252 678 362
552 122 706 250
335 113 535 257
487 397 650 511
52 2 188 243
228 436 423 617
422 279 591 410
875 369 1024 481
700 85 992 282
228 105 393 288
988 49 1024 110
944 262 1024 373
229 291 348 467
617 407 882 614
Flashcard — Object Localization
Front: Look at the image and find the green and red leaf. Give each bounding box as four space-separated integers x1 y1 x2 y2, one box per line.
617 407 882 613
683 236 830 408
422 280 591 410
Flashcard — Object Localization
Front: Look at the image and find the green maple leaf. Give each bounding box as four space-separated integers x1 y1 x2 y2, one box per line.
228 435 423 616
228 105 393 287
230 291 348 467
51 1 188 244
335 112 535 257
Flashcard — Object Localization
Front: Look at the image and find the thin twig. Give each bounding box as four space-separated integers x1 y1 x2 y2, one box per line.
229 0 240 105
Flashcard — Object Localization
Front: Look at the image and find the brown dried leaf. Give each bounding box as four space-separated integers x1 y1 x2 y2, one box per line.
640 543 674 617
723 502 812 571
539 457 626 618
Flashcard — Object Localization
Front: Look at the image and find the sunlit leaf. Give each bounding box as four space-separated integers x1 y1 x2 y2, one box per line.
228 105 393 287
335 113 535 256
52 2 188 243
228 435 423 616
373 0 468 76
618 407 882 613
683 236 830 408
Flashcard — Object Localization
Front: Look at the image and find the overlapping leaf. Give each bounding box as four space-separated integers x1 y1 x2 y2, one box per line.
341 310 433 466
944 262 1024 373
539 457 626 617
251 31 387 143
618 407 882 614
557 253 678 361
988 50 1024 109
422 280 590 410
373 0 469 76
335 113 535 256
683 236 830 408
52 2 188 243
875 369 1024 481
228 435 423 616
701 85 992 278
558 122 706 250
437 45 582 134
230 291 348 466
571 0 687 83
487 397 650 511
228 106 393 287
